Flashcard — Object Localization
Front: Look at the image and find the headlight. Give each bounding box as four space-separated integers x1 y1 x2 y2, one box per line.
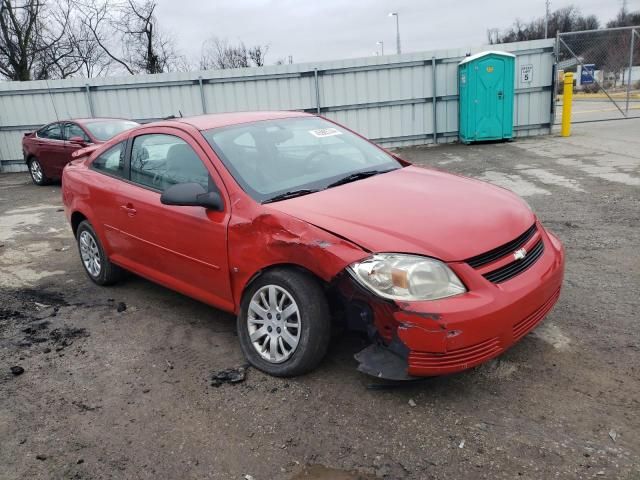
348 254 466 301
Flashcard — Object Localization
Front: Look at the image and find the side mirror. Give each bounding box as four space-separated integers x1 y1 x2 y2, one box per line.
69 136 88 146
160 182 224 211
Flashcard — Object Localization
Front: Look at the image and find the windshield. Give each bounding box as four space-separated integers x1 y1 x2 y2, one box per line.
84 120 139 141
203 117 401 203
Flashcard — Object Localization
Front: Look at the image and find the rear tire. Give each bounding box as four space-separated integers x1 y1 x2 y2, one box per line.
237 268 331 377
76 220 124 286
28 157 50 186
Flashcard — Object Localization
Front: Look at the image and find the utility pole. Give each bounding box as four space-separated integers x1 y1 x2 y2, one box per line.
389 12 401 54
544 0 550 39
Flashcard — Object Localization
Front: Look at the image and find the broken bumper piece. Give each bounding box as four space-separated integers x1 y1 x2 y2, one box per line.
352 231 565 379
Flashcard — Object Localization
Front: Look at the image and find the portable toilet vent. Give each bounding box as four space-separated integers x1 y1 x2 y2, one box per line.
458 51 515 143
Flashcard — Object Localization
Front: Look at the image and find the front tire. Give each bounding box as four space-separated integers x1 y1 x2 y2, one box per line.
237 268 331 377
28 157 50 186
76 220 124 286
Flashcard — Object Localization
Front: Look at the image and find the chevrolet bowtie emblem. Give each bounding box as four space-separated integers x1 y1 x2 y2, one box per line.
513 248 527 260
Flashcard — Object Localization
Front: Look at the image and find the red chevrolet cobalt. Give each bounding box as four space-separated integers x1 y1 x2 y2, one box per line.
62 112 564 379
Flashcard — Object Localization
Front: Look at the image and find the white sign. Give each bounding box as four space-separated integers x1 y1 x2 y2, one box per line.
521 64 533 83
309 128 342 138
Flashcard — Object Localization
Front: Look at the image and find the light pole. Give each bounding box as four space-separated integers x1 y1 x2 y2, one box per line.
376 40 384 56
388 12 401 55
544 0 550 38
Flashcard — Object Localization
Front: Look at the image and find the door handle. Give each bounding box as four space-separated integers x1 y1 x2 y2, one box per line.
497 91 504 100
120 204 137 216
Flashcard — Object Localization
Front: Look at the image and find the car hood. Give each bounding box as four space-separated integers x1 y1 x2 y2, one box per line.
267 166 536 262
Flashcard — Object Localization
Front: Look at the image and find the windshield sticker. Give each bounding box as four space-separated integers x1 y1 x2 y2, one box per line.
309 128 343 138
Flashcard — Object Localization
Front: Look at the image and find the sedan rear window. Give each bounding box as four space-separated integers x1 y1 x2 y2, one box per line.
202 117 400 203
84 120 139 141
37 123 63 140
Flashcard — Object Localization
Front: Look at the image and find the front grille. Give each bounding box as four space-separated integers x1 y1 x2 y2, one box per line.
409 336 502 371
483 239 544 284
465 223 537 269
513 288 561 341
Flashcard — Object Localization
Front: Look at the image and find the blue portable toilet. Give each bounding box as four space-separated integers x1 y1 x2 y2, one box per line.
458 51 515 143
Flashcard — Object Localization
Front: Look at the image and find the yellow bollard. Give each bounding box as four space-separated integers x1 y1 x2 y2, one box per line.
561 72 573 137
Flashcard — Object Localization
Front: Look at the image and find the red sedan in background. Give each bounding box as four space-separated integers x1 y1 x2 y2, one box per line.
62 111 564 380
22 118 139 185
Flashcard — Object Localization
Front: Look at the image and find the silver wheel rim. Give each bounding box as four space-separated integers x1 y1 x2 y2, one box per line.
30 160 43 182
79 230 101 277
247 285 301 364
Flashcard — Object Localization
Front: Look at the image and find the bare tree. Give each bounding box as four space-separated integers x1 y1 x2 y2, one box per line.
248 44 268 67
489 6 599 44
607 7 640 28
67 11 112 77
200 37 268 70
0 0 74 80
77 0 182 75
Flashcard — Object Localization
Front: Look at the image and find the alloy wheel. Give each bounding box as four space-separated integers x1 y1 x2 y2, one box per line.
79 230 101 277
247 285 301 363
30 160 43 183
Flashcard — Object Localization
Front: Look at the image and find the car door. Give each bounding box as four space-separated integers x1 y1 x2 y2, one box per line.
86 140 136 257
119 128 233 311
62 122 92 167
35 123 66 178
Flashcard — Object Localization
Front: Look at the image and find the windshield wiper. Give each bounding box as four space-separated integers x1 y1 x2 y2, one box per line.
325 169 397 189
263 189 319 204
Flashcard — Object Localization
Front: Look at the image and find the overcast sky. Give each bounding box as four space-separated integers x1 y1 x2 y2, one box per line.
156 0 640 65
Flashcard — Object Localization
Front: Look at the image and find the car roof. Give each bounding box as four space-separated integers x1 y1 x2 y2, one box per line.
73 117 139 125
172 111 312 131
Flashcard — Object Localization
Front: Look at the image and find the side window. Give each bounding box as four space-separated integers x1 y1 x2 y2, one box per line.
130 134 211 192
38 123 62 140
64 123 90 142
92 142 126 177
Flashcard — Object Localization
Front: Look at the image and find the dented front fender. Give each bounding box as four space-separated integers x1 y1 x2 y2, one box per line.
228 204 369 312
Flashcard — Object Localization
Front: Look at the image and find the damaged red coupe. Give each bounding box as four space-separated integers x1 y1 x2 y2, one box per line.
62 111 564 380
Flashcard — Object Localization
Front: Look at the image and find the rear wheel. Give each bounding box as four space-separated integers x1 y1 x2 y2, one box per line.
76 220 124 285
28 157 50 186
237 268 331 377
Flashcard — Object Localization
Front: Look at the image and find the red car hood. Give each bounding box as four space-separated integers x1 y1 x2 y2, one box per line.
268 166 535 262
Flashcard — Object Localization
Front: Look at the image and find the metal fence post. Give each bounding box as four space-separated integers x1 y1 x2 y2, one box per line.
314 68 321 114
626 29 635 115
552 30 560 129
431 56 437 144
198 76 207 114
84 84 95 117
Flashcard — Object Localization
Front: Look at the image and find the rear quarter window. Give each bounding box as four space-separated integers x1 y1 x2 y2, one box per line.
91 142 126 178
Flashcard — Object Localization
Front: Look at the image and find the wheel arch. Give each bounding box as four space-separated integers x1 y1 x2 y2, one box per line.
70 210 88 238
240 263 328 303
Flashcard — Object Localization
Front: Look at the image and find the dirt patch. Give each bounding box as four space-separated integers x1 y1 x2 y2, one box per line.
0 288 90 355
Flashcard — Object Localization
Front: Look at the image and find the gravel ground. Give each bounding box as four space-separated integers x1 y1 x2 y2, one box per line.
1 120 639 479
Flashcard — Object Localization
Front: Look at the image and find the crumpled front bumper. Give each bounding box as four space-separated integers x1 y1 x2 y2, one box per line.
342 228 565 379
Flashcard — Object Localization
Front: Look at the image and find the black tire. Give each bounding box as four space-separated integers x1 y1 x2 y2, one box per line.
237 268 331 377
76 220 124 286
28 157 50 186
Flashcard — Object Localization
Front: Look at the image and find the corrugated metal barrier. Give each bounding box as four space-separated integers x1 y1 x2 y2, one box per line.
0 39 555 172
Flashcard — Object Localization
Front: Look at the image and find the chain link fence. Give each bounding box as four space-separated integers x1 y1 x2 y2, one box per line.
556 26 640 123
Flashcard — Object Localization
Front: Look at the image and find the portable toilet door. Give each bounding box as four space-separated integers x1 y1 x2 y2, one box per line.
458 51 515 143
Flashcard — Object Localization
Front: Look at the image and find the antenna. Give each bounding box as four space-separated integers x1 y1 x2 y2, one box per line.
45 78 61 124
